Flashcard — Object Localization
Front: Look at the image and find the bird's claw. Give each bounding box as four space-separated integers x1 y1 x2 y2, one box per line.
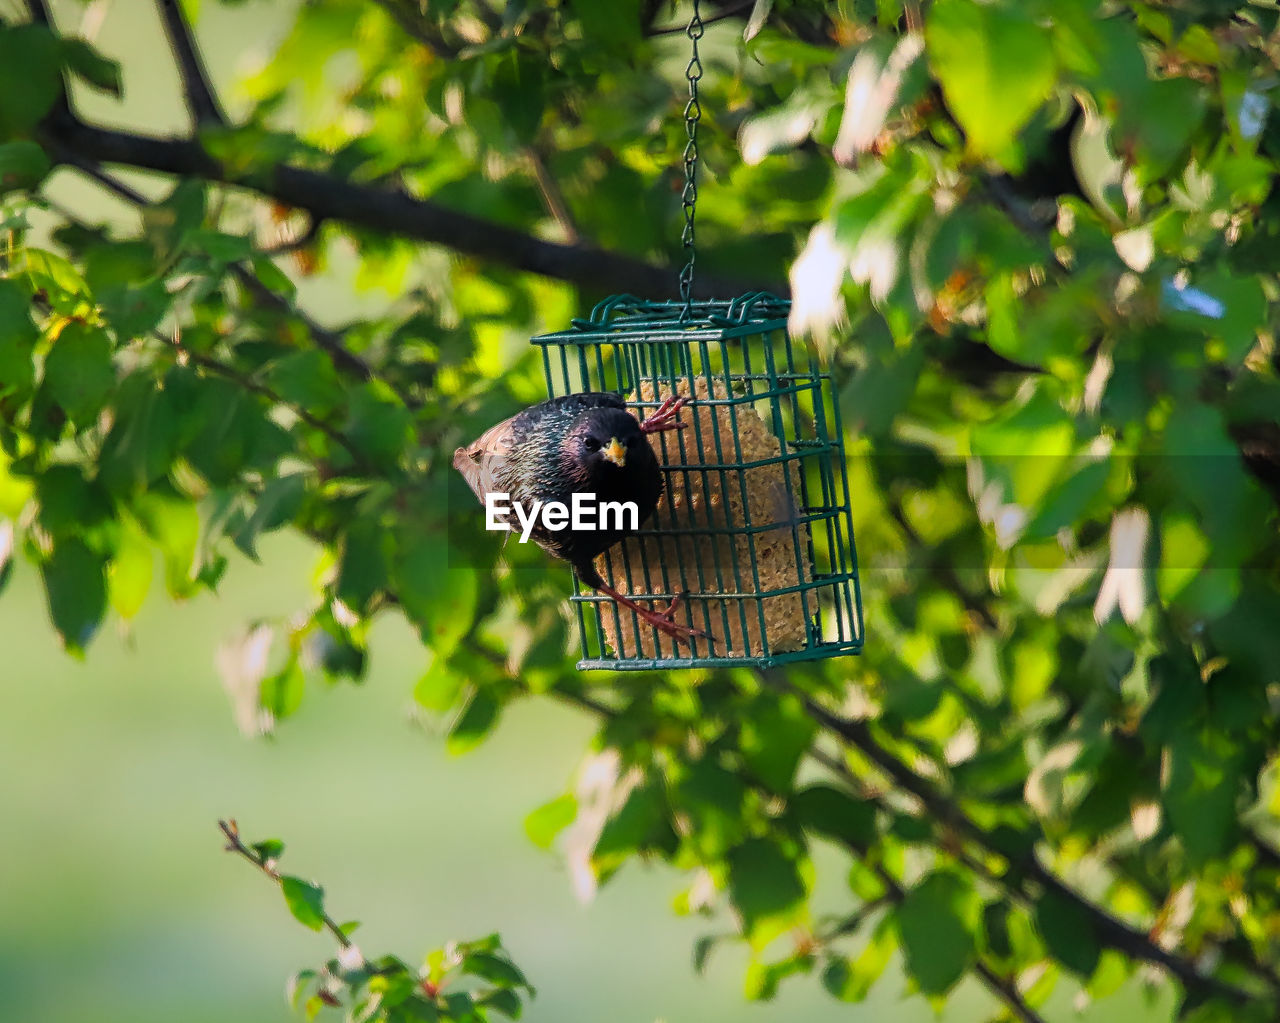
639 592 711 646
640 394 690 434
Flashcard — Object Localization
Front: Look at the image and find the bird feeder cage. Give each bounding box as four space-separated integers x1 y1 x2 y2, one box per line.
532 292 864 670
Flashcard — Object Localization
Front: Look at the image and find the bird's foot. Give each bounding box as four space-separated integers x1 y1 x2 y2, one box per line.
598 584 710 647
640 394 690 434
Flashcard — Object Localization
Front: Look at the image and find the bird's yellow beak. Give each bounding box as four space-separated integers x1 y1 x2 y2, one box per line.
602 437 627 467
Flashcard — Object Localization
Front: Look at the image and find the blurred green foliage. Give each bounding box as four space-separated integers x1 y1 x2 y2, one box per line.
1 0 1279 1021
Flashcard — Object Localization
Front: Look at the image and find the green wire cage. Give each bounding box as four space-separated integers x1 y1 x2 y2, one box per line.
532 292 864 670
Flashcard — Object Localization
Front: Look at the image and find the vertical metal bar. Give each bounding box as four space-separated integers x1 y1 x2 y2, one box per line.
760 329 813 645
723 337 769 656
822 344 863 646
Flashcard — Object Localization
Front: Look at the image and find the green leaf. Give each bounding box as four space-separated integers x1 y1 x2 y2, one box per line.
108 518 153 620
675 759 749 859
823 914 895 1002
743 953 813 1001
0 23 62 135
42 322 116 427
133 493 200 598
61 36 123 96
479 988 522 1019
336 518 390 615
40 536 108 656
280 876 326 931
287 969 316 1010
926 0 1057 160
395 529 477 656
791 785 877 849
253 839 285 862
447 688 500 756
487 53 546 146
524 793 577 850
0 277 39 398
1157 511 1210 605
143 179 206 257
234 473 307 559
260 659 305 721
895 870 979 995
593 781 676 871
461 951 528 990
726 838 807 937
569 0 642 54
98 279 170 341
267 350 346 419
345 380 413 470
35 465 110 537
306 605 367 681
0 140 51 194
25 249 91 314
413 654 465 713
1164 727 1242 866
97 374 179 494
739 692 815 790
187 228 254 264
1200 269 1266 364
251 253 297 299
693 934 719 974
1033 888 1100 978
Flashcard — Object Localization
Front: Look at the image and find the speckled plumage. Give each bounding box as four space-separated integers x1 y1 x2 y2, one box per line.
453 392 664 586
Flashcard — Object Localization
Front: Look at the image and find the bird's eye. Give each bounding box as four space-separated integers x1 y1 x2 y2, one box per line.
583 436 602 452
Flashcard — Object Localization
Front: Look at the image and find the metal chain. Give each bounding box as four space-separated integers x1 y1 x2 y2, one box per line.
678 0 704 319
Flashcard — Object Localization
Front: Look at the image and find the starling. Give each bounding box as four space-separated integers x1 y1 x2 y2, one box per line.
453 392 707 644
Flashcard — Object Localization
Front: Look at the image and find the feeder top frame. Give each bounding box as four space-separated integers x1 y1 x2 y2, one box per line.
532 292 792 345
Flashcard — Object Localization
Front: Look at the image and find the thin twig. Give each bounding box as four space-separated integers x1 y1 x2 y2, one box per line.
217 818 353 949
819 894 891 939
525 147 580 245
261 215 321 258
648 0 755 36
45 140 152 205
973 960 1046 1023
162 330 376 474
156 0 227 127
903 0 923 34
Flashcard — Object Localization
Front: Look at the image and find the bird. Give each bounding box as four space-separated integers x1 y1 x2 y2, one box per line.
452 391 707 645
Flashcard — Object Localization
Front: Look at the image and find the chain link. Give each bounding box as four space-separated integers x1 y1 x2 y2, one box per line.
678 0 704 319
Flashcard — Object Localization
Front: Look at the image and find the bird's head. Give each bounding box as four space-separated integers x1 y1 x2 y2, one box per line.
565 406 647 476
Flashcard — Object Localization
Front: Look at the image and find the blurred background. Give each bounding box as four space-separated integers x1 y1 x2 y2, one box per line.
0 2 1178 1021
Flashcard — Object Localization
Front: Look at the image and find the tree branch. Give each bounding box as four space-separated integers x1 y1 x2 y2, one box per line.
40 116 779 299
155 0 227 128
794 694 1267 1005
